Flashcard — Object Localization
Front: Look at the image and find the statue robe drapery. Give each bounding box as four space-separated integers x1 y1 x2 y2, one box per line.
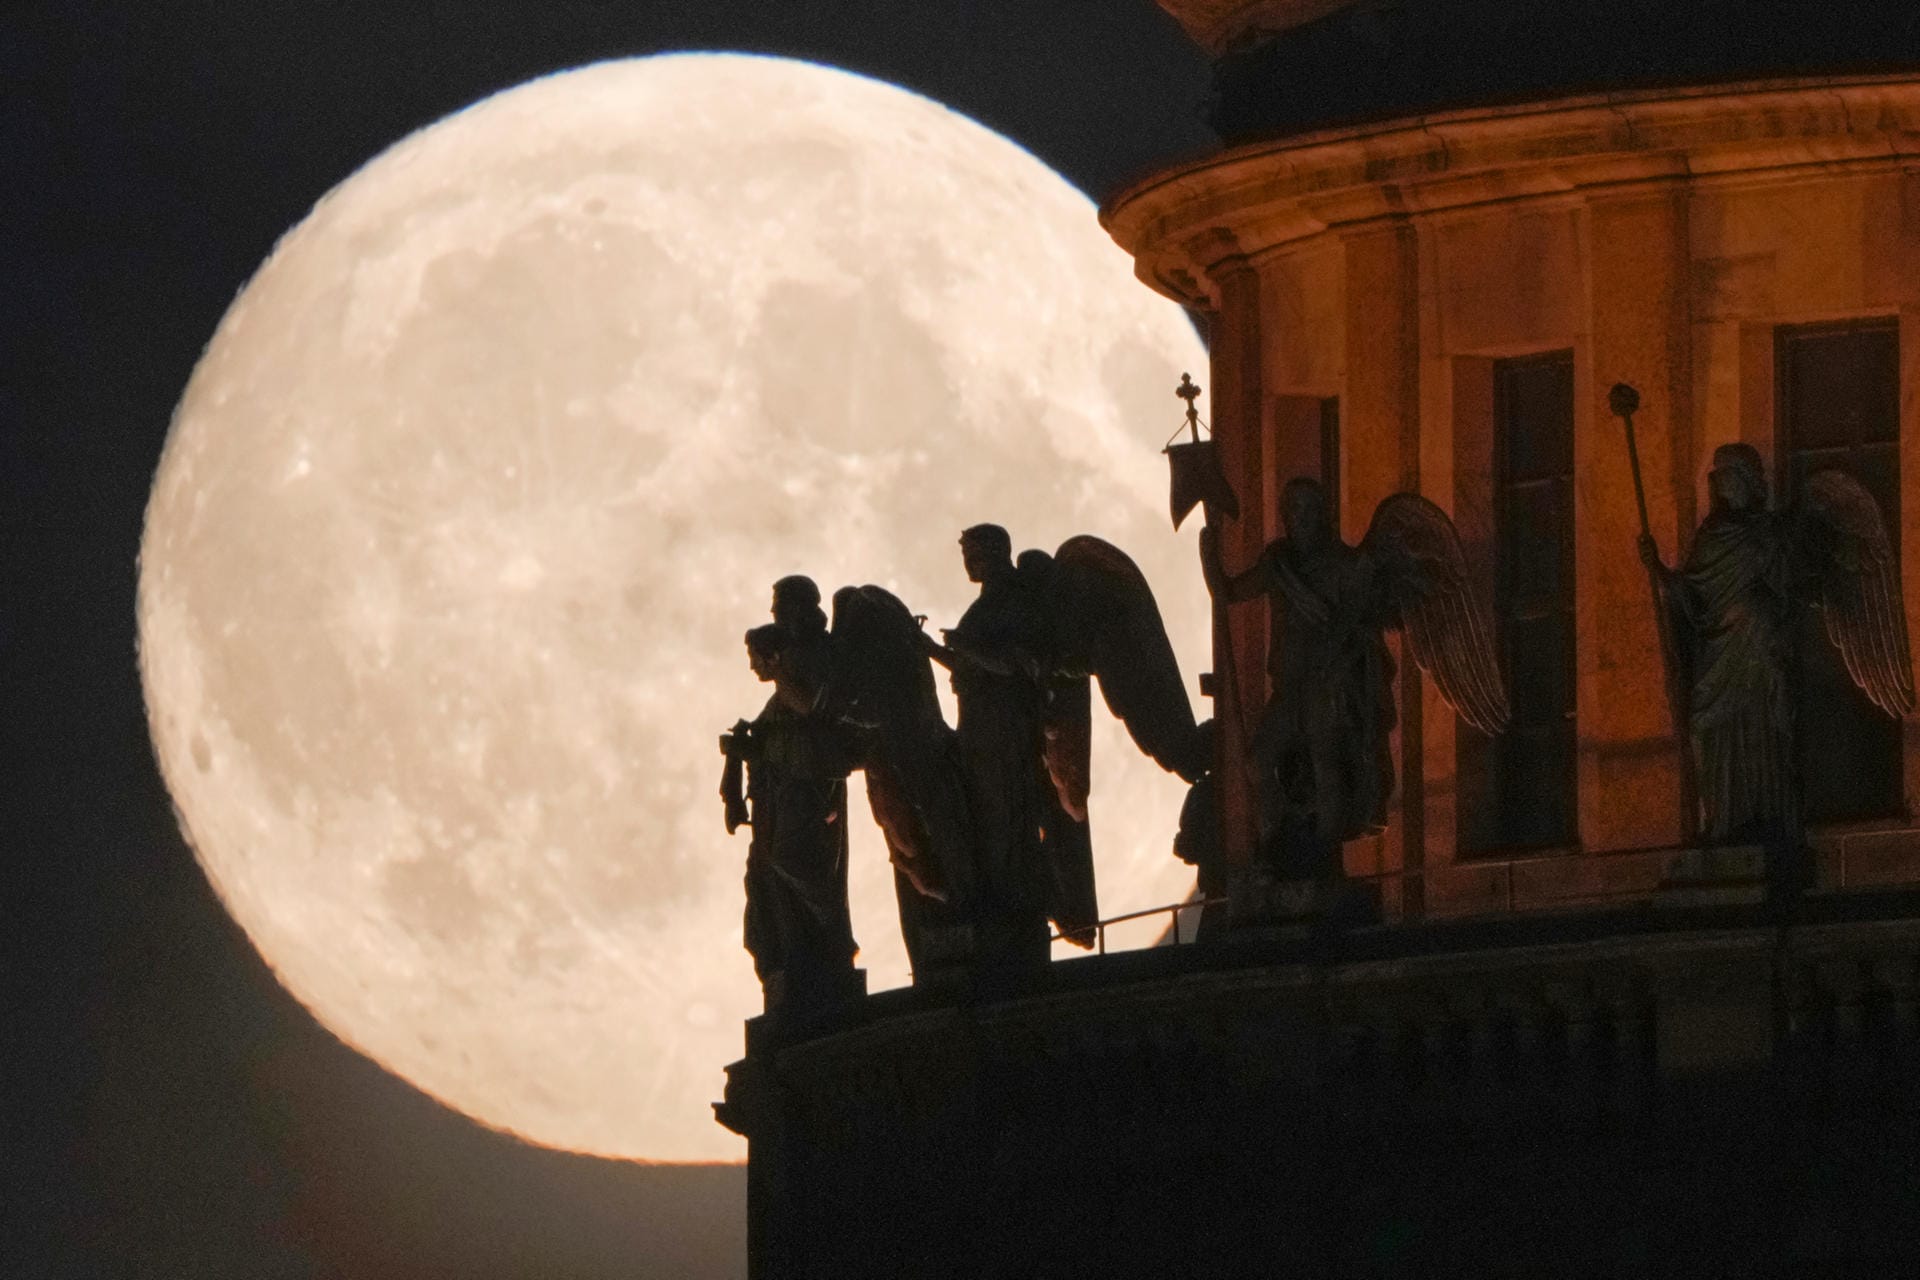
946 573 1052 961
740 693 859 989
1253 538 1397 862
1664 508 1798 842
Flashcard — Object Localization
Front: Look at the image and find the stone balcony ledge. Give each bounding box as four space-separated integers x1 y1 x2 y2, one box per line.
723 853 1920 1071
722 847 1920 1276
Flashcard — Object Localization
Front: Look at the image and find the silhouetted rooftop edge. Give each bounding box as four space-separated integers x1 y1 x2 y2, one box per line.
1187 0 1920 143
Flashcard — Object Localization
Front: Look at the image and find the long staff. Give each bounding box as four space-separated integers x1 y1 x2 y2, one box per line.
1165 377 1260 917
1167 377 1251 774
1609 382 1697 817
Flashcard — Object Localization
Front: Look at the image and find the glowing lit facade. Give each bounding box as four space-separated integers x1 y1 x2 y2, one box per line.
722 7 1920 1274
1106 73 1920 907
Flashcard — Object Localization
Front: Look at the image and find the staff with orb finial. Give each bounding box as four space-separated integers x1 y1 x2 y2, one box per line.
1609 381 1698 813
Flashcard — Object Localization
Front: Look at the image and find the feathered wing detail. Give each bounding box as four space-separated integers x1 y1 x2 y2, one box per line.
1360 493 1511 735
828 585 974 905
1050 535 1206 784
1793 469 1916 718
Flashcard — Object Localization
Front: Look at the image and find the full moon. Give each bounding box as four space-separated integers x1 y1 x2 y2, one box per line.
138 54 1208 1162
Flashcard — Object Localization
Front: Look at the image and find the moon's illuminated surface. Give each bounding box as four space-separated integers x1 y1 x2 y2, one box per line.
138 54 1208 1161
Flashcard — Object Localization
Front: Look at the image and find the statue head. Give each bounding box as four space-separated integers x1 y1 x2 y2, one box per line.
1708 443 1767 513
771 575 827 636
959 523 1013 584
744 623 787 683
1015 548 1054 577
1281 477 1333 550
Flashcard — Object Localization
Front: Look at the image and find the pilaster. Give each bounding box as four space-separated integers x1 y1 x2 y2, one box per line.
1210 262 1268 868
1341 222 1424 902
1580 186 1694 852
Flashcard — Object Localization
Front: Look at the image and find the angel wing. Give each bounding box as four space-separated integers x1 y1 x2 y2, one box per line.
828 585 973 905
1011 539 1200 949
829 584 941 730
1026 554 1094 825
1793 469 1915 718
1049 535 1205 787
1360 493 1510 736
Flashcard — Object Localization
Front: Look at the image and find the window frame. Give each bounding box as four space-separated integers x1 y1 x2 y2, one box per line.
1774 316 1906 828
1456 348 1579 857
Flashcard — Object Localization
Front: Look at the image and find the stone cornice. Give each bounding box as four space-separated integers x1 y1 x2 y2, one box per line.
729 877 1920 1067
1102 74 1920 308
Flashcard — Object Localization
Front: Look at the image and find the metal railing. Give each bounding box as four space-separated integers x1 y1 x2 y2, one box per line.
1045 850 1672 955
1044 847 1668 954
1039 828 1920 958
1052 896 1231 954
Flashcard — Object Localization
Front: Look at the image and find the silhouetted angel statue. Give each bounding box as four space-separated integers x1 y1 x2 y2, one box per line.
719 624 859 1010
927 524 1203 958
1203 477 1509 877
825 582 979 974
1640 443 1914 847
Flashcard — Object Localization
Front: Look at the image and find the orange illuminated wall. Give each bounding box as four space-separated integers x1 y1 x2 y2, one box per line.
1104 77 1920 912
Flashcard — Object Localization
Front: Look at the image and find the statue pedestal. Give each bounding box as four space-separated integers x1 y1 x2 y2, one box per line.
1225 870 1381 940
748 967 867 1052
909 922 976 986
1654 845 1769 908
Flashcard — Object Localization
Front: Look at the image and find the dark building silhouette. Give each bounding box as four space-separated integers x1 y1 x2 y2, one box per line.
719 6 1920 1274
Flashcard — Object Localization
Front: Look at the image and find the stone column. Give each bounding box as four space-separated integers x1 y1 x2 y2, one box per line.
1210 260 1268 870
1341 221 1424 911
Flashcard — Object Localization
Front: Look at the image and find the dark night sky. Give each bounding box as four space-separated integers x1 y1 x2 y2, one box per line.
4 3 1212 1276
